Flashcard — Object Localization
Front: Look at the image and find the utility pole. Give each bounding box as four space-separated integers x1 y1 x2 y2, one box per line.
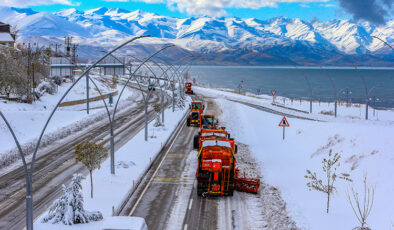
64 36 72 57
71 43 78 64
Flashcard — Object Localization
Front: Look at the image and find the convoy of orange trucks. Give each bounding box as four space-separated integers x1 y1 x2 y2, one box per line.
186 100 260 197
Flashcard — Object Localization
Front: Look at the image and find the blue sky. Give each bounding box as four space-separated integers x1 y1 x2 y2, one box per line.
26 0 347 21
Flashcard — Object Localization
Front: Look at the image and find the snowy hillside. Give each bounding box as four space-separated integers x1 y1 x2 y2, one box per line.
0 6 392 65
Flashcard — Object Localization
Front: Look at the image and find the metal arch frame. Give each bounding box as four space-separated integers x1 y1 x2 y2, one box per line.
1 35 149 230
122 55 169 139
153 57 193 111
155 56 193 100
112 45 175 143
280 57 315 113
303 57 339 117
125 55 174 123
331 50 370 119
371 36 394 51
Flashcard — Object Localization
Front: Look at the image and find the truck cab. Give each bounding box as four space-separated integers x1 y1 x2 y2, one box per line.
200 113 215 129
187 101 204 126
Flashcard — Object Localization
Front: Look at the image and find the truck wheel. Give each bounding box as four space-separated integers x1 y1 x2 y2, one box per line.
187 118 190 126
193 135 199 149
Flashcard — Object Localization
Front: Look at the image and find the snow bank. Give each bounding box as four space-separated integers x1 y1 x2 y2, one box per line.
34 97 191 230
197 87 394 230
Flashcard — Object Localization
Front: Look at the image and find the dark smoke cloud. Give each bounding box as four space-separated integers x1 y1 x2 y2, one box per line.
337 0 393 25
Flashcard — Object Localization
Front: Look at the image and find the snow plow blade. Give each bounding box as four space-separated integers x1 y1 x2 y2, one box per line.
234 178 260 194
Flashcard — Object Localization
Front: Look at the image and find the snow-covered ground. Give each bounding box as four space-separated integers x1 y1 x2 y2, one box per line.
34 97 191 229
196 85 394 124
0 74 140 167
195 86 394 230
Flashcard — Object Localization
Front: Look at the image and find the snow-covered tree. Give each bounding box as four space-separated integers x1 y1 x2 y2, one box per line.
75 141 108 198
153 103 163 127
42 174 103 225
305 149 352 213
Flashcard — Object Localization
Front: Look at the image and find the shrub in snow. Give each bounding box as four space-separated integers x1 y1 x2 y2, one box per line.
75 140 108 198
347 174 375 230
42 174 103 225
34 81 57 98
319 110 334 116
305 149 352 213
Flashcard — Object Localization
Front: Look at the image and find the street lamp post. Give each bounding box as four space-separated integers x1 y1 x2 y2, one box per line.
2 35 150 230
332 50 369 120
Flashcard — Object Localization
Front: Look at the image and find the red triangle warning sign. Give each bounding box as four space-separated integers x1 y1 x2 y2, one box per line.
278 116 290 127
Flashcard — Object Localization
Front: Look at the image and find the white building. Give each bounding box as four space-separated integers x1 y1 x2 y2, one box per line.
0 22 15 47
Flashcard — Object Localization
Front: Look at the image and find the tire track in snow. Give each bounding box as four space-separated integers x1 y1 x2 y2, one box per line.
218 143 299 230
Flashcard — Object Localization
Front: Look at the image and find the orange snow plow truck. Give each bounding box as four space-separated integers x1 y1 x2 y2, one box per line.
196 127 260 196
185 82 193 94
187 101 204 127
196 139 237 197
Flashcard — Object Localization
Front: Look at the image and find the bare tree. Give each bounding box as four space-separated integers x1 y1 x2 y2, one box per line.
75 141 108 198
0 46 29 98
305 149 352 213
347 174 375 230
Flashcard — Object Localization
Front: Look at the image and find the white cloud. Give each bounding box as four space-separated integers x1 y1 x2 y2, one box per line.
132 0 330 16
0 0 76 7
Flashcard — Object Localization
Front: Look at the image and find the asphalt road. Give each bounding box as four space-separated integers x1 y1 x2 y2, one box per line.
126 96 222 230
0 89 170 230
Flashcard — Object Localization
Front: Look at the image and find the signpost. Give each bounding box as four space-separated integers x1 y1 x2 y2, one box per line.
278 116 290 140
271 90 277 103
109 93 113 106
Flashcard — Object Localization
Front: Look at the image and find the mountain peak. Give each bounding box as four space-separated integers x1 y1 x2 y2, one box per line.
85 7 109 15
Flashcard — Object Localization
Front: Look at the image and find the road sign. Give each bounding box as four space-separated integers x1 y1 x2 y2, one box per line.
271 90 277 96
279 116 290 127
278 116 289 140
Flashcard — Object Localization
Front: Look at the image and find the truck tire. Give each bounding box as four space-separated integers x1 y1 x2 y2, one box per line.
187 117 191 126
193 135 199 149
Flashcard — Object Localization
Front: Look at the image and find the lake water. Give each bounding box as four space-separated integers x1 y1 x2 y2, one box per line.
189 66 394 109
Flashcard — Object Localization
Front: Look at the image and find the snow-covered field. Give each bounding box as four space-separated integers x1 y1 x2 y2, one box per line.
0 74 140 167
34 97 191 229
195 86 394 230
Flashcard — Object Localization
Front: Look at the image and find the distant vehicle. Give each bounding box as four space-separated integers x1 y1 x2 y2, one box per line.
148 83 155 91
187 101 204 126
185 82 193 94
100 216 148 230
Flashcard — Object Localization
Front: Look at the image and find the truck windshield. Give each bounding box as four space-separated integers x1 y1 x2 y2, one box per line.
191 112 199 119
202 140 231 148
192 103 200 109
201 132 226 137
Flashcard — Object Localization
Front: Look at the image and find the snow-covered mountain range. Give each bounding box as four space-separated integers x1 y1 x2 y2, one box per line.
0 6 392 66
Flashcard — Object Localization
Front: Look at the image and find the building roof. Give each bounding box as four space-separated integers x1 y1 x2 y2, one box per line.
0 22 4 25
0 32 15 42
